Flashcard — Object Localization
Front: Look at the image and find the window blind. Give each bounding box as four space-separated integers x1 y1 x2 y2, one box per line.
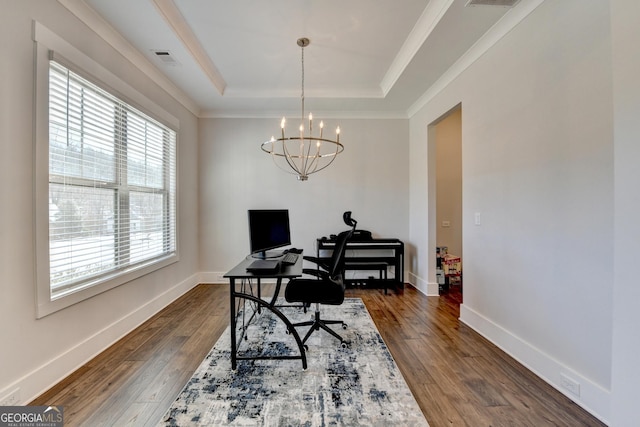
48 60 177 298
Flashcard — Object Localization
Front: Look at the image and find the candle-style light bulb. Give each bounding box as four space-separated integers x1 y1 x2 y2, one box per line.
336 126 340 143
309 113 313 133
281 117 286 139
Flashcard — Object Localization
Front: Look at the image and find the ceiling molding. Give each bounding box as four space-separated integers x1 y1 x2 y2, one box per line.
59 0 532 120
466 0 521 6
199 109 409 120
407 0 546 117
222 87 385 99
380 0 455 97
57 0 201 116
151 0 227 96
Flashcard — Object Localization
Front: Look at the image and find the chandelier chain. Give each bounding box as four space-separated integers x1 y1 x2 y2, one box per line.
301 42 305 124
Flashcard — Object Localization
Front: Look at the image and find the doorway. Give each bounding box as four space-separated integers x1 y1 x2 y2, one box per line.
432 105 462 299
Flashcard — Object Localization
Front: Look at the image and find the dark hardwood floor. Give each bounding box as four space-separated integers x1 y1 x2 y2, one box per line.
32 283 605 426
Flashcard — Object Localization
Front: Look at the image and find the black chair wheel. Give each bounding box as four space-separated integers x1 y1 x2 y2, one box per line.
304 344 309 351
285 329 291 335
340 341 348 349
342 323 347 329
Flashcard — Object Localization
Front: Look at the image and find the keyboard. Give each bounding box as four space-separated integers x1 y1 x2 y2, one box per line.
281 252 299 265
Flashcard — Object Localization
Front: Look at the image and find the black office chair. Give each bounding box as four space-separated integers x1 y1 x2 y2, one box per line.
285 224 354 348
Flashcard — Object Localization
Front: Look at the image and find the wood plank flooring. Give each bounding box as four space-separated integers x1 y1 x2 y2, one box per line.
31 284 605 426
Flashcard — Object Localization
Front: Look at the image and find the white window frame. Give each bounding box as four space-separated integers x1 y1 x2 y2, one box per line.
33 22 179 318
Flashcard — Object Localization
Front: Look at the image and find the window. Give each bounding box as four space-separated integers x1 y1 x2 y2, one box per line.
46 60 177 302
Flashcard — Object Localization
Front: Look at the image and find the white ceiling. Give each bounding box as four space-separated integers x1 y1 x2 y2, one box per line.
73 0 520 118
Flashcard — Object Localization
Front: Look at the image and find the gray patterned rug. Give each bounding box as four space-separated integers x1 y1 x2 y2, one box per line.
160 298 429 426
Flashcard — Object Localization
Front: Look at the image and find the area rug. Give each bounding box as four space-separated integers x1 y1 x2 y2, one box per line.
160 298 429 426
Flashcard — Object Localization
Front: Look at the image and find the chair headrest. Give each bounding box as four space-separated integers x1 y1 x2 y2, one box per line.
343 211 357 229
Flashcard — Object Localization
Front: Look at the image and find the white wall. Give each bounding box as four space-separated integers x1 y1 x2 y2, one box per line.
410 0 613 422
0 1 200 404
435 107 463 259
610 0 640 425
199 118 410 278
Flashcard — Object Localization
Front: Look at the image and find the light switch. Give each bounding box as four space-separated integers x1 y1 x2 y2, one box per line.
474 212 481 225
442 220 450 228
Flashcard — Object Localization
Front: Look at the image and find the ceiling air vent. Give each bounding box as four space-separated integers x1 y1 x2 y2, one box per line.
151 50 179 66
466 0 520 6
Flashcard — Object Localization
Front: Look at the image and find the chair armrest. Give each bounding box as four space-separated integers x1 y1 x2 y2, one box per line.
303 256 331 271
302 268 329 279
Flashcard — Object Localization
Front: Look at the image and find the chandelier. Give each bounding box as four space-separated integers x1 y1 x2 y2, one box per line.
261 38 344 181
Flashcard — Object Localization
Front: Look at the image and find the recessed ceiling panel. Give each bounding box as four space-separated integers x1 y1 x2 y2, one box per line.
80 0 517 116
173 0 428 97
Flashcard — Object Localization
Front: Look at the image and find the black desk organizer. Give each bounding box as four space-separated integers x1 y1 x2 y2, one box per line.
316 237 404 294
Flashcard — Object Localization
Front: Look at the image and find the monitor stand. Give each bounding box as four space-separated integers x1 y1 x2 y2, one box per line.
251 249 286 260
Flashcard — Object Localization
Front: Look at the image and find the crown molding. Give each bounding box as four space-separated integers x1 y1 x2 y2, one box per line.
56 0 201 117
199 109 409 120
407 0 546 118
151 0 226 96
222 87 385 99
380 0 455 97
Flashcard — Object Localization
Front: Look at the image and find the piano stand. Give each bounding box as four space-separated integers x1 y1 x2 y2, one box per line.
317 238 404 294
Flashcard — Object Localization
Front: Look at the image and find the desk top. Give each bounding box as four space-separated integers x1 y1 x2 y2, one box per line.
223 253 303 279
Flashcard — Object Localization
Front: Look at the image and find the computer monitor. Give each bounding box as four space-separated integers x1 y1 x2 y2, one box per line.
247 209 291 259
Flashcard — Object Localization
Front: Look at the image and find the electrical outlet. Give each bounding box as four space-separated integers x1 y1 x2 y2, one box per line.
560 374 580 397
0 388 21 406
474 212 481 225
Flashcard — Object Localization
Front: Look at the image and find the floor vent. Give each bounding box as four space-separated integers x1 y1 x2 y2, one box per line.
466 0 520 6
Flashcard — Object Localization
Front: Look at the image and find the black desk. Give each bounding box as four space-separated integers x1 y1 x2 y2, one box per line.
317 238 404 293
223 255 307 370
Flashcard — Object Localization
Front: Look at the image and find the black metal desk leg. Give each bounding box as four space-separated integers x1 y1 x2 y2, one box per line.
269 278 283 307
229 277 237 370
257 278 261 312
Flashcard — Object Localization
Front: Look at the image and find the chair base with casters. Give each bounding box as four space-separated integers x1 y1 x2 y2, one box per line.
289 302 348 349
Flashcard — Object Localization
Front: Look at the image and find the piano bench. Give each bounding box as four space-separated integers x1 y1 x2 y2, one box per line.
344 262 390 293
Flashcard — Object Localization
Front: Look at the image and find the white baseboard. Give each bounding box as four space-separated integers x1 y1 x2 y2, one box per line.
459 303 610 425
3 273 200 405
407 272 440 296
199 271 228 284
